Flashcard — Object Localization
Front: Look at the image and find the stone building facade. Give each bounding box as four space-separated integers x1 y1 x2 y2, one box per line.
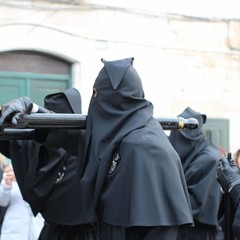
0 0 240 153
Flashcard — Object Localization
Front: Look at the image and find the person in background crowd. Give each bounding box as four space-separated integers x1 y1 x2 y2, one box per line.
0 88 99 240
0 57 194 240
0 153 43 240
234 149 240 168
168 107 223 240
217 156 240 239
0 153 8 234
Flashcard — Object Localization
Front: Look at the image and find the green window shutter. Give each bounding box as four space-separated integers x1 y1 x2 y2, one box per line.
203 118 229 153
0 71 70 106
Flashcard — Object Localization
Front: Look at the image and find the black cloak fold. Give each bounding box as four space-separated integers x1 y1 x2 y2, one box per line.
79 58 193 227
169 107 222 227
1 88 89 226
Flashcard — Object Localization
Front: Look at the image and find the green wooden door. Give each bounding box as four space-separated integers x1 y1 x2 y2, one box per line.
0 76 26 104
203 118 229 153
0 72 70 106
29 74 70 106
0 50 72 107
30 79 68 106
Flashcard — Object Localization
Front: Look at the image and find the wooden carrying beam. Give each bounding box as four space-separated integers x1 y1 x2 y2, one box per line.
0 113 199 140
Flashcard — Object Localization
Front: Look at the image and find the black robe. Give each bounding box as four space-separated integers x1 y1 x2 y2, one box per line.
2 58 193 240
229 184 240 239
46 58 192 239
217 182 240 239
0 88 97 240
169 107 223 240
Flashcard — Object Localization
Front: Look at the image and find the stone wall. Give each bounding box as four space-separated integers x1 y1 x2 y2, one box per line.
0 0 240 151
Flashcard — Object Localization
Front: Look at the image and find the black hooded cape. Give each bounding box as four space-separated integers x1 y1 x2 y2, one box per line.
77 58 193 228
169 107 222 230
0 88 90 226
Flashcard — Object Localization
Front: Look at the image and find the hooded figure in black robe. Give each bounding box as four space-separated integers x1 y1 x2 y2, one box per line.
0 58 194 240
217 156 240 239
168 107 223 240
0 88 98 240
76 57 193 239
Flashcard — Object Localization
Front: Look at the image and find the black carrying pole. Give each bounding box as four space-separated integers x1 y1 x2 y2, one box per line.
224 152 233 240
0 113 199 140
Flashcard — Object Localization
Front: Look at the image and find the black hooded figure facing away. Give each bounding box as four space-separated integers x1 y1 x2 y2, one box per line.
0 88 99 240
0 57 193 240
168 107 223 240
217 156 240 239
77 57 193 239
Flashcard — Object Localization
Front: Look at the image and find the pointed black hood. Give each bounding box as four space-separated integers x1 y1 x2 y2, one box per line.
21 88 82 214
168 108 223 227
169 107 206 160
79 57 153 222
44 87 82 114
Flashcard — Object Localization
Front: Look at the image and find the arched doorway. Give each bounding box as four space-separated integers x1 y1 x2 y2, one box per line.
0 50 71 106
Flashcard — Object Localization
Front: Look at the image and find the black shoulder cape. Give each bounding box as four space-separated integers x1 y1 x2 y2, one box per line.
79 58 193 227
2 88 88 225
169 107 222 226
